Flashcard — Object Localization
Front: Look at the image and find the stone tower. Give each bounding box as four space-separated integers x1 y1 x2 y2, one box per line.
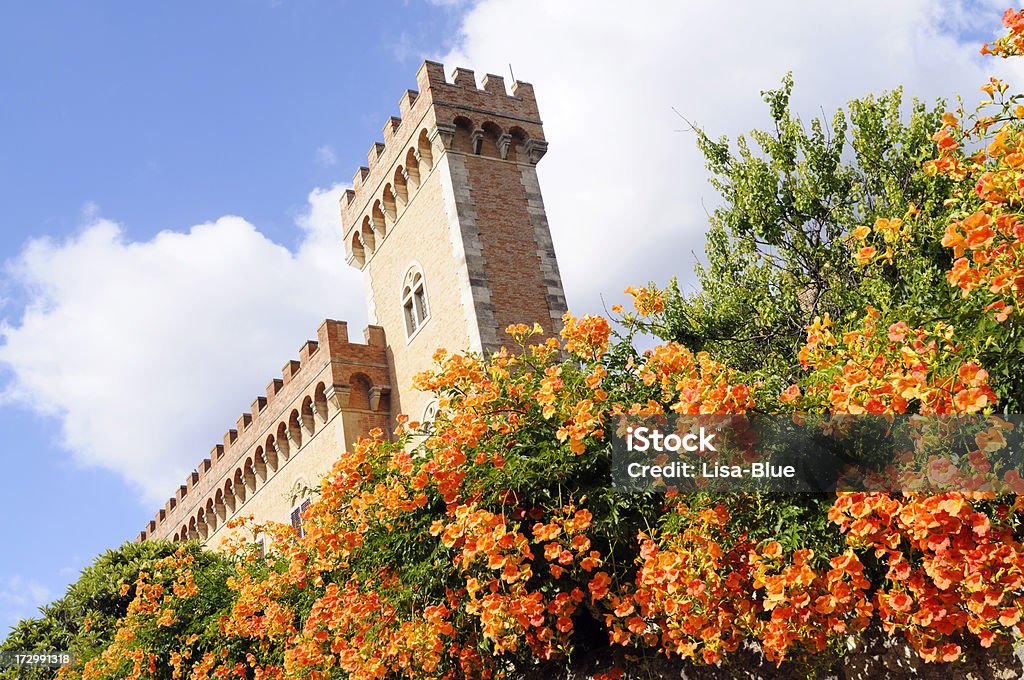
138 61 567 547
341 61 567 422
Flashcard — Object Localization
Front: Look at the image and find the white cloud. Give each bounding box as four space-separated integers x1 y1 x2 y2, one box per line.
0 186 366 505
315 144 338 167
441 0 1024 311
0 574 52 631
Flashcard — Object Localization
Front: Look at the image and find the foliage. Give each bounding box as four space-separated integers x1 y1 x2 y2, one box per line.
0 541 232 680
655 72 993 400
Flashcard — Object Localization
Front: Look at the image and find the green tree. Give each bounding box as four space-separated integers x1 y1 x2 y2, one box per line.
656 77 983 400
0 541 232 680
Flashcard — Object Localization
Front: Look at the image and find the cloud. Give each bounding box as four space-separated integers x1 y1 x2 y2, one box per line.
0 574 51 632
0 185 366 505
440 0 1024 312
315 145 338 167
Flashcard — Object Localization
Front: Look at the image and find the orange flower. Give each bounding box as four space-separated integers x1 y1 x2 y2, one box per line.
779 384 801 404
588 572 611 601
624 285 666 316
855 246 877 266
932 129 959 152
560 313 612 360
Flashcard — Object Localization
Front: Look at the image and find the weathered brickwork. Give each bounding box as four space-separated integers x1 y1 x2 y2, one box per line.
460 153 566 342
342 60 567 419
139 60 565 548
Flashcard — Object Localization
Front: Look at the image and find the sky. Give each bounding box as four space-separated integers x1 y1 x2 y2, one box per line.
0 0 1021 634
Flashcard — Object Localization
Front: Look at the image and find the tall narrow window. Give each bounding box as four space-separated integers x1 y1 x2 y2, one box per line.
291 498 312 538
402 266 430 338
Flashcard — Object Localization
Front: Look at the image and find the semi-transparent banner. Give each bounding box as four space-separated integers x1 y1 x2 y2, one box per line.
610 414 1024 493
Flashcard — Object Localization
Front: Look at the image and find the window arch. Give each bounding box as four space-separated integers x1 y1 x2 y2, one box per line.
416 129 433 171
393 167 409 208
422 400 439 423
362 215 377 250
350 231 366 267
348 373 371 410
401 264 430 338
453 116 475 154
290 478 314 539
381 185 397 221
291 498 312 539
404 148 420 189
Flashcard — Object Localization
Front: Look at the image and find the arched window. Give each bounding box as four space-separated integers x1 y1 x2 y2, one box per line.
416 129 433 171
290 498 312 539
401 265 430 338
422 400 439 425
290 478 314 539
350 231 365 267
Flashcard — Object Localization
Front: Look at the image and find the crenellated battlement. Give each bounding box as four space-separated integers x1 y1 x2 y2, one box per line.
341 61 549 271
138 319 393 543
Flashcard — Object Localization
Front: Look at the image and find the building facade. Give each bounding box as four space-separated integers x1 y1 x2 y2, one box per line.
139 61 567 546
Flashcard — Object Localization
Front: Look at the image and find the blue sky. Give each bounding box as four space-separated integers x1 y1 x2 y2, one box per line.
0 2 463 250
0 0 1018 634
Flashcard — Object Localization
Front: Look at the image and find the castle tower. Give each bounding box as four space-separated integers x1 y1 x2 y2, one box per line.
137 61 568 547
341 61 567 421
